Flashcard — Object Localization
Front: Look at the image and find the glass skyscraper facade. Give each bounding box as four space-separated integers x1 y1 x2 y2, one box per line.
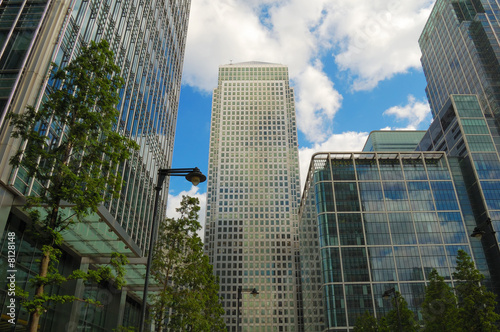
0 1 51 127
419 0 500 296
416 94 500 294
419 0 500 153
203 62 302 331
0 0 191 330
299 152 474 331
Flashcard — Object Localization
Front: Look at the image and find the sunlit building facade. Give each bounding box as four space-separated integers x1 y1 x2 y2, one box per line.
299 151 474 331
0 0 191 330
203 61 302 332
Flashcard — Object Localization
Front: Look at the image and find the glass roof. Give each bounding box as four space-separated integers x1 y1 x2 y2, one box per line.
61 218 133 256
29 206 151 298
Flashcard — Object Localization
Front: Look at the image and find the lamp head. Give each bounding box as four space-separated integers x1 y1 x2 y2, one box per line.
185 167 206 186
251 288 259 297
382 288 395 300
471 227 485 240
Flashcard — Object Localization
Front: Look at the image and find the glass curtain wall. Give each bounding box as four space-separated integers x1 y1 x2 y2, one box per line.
299 152 473 331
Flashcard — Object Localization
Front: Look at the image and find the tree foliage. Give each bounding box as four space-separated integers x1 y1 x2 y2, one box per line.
151 196 225 331
7 39 137 331
353 311 379 332
421 269 460 332
356 251 500 332
17 251 129 311
385 291 418 332
452 250 499 332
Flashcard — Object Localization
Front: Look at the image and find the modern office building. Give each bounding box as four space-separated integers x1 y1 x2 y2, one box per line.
419 0 500 154
362 131 426 152
415 94 500 294
419 0 500 295
299 151 474 331
203 61 302 331
0 0 190 330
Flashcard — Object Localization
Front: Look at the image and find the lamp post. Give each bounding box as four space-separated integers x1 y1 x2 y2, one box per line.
471 217 496 240
382 287 402 332
237 286 259 332
139 167 206 332
471 217 500 255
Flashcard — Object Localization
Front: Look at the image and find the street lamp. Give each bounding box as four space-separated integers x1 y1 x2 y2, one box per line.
139 167 206 332
237 286 259 332
382 287 402 332
471 218 496 240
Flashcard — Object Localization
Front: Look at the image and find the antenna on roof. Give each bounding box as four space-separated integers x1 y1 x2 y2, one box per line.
230 60 233 65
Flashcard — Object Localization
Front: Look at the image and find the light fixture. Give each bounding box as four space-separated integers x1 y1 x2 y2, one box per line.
470 218 495 240
185 167 206 186
471 227 485 240
237 286 260 332
139 167 206 332
382 288 394 300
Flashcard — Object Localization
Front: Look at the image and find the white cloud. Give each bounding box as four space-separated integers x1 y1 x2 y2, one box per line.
298 131 368 189
322 0 435 90
383 94 431 130
294 61 343 142
166 186 207 239
183 0 435 142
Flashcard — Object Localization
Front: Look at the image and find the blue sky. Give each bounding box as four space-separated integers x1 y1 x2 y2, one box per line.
166 0 436 224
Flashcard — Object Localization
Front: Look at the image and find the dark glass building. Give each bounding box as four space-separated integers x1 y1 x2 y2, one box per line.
0 0 191 330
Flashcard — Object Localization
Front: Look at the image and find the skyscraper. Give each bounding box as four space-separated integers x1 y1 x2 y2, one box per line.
419 0 500 153
204 62 302 331
0 1 191 329
419 0 500 295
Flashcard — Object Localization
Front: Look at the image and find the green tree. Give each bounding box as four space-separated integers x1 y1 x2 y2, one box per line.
385 292 418 332
421 269 461 332
151 196 225 331
453 249 499 332
353 311 379 332
378 316 389 332
7 40 138 331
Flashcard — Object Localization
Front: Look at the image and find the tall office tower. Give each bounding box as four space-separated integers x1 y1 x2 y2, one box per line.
419 0 500 153
299 151 474 331
204 62 302 332
419 0 500 296
0 1 190 330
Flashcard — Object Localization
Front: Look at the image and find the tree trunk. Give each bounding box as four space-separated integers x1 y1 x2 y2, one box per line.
156 267 171 331
28 249 51 332
28 202 59 332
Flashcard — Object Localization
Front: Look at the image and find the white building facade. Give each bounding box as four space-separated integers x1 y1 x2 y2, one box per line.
204 62 302 332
